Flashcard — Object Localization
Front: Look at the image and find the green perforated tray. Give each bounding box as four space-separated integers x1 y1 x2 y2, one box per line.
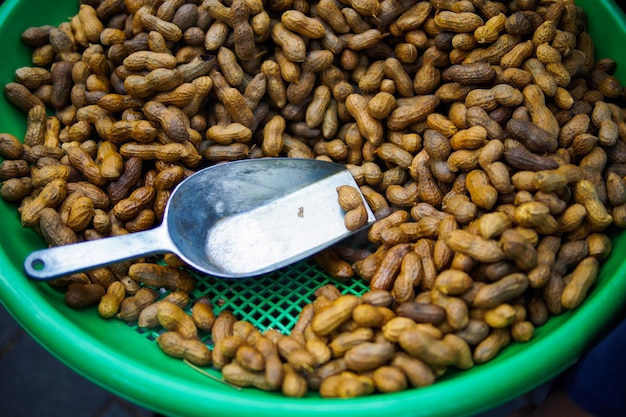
2 1 626 417
140 259 370 342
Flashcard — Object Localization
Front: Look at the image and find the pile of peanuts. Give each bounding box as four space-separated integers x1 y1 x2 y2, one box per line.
2 0 626 398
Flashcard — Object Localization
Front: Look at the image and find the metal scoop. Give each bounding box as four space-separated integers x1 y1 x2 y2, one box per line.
24 158 375 280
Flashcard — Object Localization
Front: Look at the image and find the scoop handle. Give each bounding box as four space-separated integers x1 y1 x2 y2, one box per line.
24 226 175 280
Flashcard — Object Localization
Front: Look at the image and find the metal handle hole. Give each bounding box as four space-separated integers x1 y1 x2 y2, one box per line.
30 258 45 271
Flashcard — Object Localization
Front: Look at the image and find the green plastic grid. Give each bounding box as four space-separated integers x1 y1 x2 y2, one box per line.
133 256 369 344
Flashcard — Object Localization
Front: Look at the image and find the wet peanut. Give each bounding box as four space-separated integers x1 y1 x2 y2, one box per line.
138 291 191 329
345 93 383 146
157 331 211 366
474 273 529 309
370 243 411 291
65 283 106 309
344 342 395 372
561 257 600 310
574 180 613 231
97 281 126 318
128 263 195 293
319 371 375 398
511 321 534 343
444 229 505 263
277 335 316 373
314 248 354 280
0 133 24 160
431 289 469 331
434 11 484 33
391 352 435 388
473 328 510 364
20 179 67 227
399 327 473 369
117 287 159 322
191 297 215 333
282 363 308 398
261 115 285 157
311 295 361 336
1 178 33 203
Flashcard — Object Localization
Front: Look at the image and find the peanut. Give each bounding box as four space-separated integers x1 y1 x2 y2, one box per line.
271 23 306 63
399 327 473 369
97 281 126 318
434 11 484 33
261 115 285 157
344 342 395 372
117 287 159 322
65 283 106 309
574 179 613 231
282 364 308 398
191 297 216 333
473 328 510 364
157 331 211 366
474 273 529 309
311 295 361 336
562 257 600 310
314 248 354 280
20 179 67 227
128 263 195 293
319 372 375 398
443 229 505 263
345 93 383 146
391 352 435 388
138 291 191 329
1 178 33 203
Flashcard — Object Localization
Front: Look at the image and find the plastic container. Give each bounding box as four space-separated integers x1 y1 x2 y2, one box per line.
1 1 626 416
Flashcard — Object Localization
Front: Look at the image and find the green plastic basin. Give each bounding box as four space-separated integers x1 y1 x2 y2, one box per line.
1 1 626 416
